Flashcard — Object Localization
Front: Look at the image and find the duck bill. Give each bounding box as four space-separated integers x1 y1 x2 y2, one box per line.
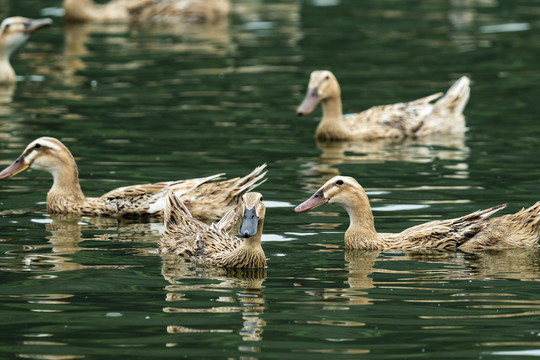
239 207 258 238
25 18 53 34
0 156 29 179
296 87 319 116
294 188 328 213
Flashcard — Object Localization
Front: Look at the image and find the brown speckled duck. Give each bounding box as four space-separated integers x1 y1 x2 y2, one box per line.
297 70 470 141
0 137 266 219
0 17 52 85
159 191 266 268
294 176 540 251
63 0 231 24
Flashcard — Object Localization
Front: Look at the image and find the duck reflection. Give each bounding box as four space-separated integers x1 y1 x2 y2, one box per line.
299 133 469 191
306 246 540 310
234 0 301 46
4 213 161 273
58 18 233 88
160 253 267 341
448 0 502 52
406 247 540 281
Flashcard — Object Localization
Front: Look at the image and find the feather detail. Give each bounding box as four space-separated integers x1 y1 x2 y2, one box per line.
63 0 231 24
159 192 267 269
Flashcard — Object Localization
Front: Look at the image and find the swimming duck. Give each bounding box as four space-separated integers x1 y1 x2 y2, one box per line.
294 176 540 251
63 0 231 24
159 191 266 268
0 137 266 219
0 17 52 85
297 70 470 141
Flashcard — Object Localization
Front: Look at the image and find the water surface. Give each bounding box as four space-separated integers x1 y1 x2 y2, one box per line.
1 0 540 359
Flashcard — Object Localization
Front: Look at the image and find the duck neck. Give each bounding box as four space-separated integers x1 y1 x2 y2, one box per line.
340 191 379 250
63 0 99 22
47 158 86 212
224 221 266 268
316 95 351 141
0 51 16 85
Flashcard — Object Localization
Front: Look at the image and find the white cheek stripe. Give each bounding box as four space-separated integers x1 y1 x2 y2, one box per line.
24 150 37 164
32 139 62 151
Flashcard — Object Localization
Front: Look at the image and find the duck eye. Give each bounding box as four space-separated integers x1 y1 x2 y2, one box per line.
325 75 330 80
336 180 344 186
259 196 263 201
34 143 41 149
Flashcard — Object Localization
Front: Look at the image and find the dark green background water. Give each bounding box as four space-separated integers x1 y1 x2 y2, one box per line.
1 0 540 358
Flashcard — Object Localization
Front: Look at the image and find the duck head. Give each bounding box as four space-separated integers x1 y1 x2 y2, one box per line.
296 70 341 116
239 192 265 238
0 137 75 180
294 176 364 213
0 17 52 57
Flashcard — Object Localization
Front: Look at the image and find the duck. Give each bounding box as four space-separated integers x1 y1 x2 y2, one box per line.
63 0 231 24
294 176 540 252
159 191 266 268
296 70 470 141
0 137 266 219
0 17 52 85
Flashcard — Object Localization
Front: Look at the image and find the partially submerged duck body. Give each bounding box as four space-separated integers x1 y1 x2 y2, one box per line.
295 176 540 252
159 192 266 268
63 0 231 24
0 137 266 219
297 70 470 141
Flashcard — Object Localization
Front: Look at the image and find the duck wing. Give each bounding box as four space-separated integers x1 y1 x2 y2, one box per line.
127 0 231 23
97 174 223 216
179 164 267 221
387 204 507 251
346 93 443 140
160 192 241 258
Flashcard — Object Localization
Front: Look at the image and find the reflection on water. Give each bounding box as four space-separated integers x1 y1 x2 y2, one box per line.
286 247 540 355
2 213 160 273
161 254 266 342
2 0 540 358
56 19 234 91
299 133 470 184
406 248 540 282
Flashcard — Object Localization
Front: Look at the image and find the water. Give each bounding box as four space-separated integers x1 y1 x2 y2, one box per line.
1 0 540 358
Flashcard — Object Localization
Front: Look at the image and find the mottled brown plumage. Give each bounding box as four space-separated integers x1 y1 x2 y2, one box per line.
294 176 540 251
0 17 52 85
296 70 470 141
63 0 231 24
0 137 266 219
159 192 266 268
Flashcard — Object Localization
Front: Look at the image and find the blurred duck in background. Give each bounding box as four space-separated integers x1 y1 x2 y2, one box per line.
297 70 470 141
0 137 267 219
63 0 231 24
0 16 52 85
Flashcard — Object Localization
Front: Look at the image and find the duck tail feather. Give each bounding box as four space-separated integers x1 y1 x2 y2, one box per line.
478 203 507 219
435 76 470 115
164 191 192 231
213 209 237 233
234 164 268 194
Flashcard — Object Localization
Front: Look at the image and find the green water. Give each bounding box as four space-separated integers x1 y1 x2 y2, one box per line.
1 0 540 358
